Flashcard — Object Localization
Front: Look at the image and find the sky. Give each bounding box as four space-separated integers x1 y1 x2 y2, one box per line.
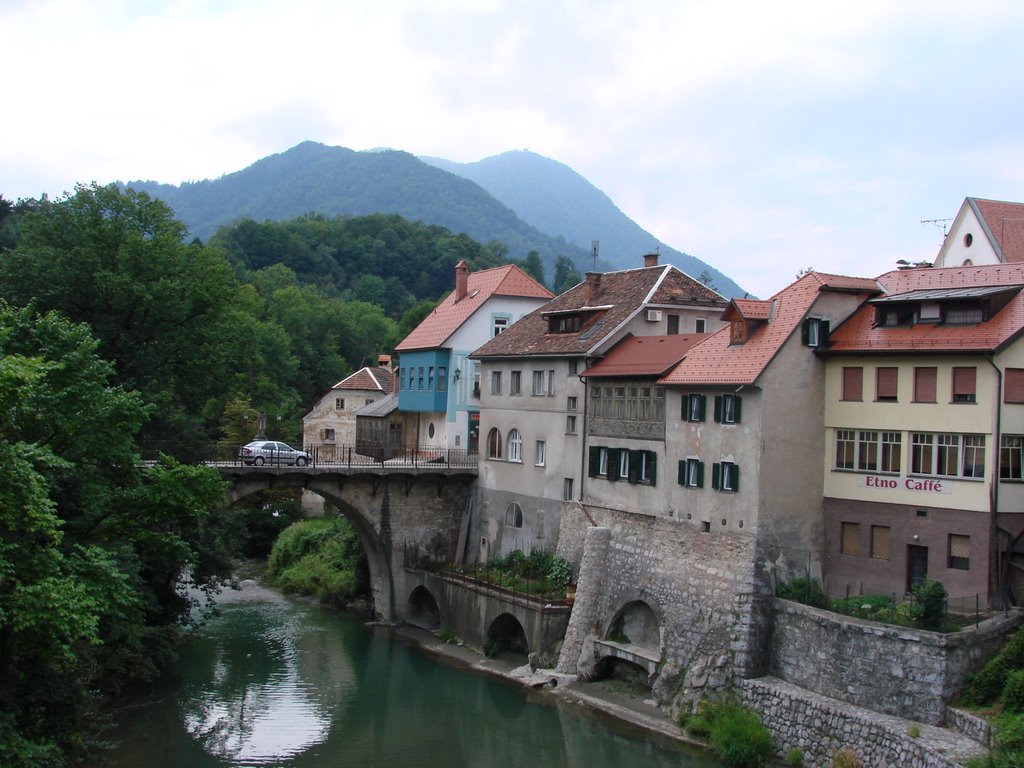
3 0 1024 299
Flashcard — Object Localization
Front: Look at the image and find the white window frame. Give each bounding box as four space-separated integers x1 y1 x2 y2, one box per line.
506 428 523 463
535 440 546 467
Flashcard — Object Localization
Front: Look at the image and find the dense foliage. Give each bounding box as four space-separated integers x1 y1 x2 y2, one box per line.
0 302 229 767
267 518 368 603
452 549 573 599
963 629 1024 767
680 698 776 767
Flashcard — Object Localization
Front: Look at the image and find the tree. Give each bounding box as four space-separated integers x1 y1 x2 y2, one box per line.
521 250 546 286
553 255 582 294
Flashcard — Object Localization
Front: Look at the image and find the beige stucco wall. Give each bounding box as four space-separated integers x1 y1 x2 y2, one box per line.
302 386 384 449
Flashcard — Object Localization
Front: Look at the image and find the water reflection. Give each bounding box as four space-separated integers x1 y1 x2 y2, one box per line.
110 578 722 768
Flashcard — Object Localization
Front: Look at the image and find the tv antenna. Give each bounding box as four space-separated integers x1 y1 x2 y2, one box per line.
591 240 599 271
920 217 952 239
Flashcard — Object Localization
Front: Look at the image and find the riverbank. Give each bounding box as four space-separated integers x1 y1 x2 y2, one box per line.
385 622 698 749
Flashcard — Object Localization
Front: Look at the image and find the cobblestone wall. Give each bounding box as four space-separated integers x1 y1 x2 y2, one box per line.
770 598 1024 724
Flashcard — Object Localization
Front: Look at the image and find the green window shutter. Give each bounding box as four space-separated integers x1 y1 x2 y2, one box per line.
732 464 740 491
820 320 830 347
713 395 723 423
696 461 705 488
648 452 657 485
588 446 600 478
628 450 639 483
801 319 810 345
733 396 742 424
697 394 706 422
678 459 687 485
608 449 620 482
712 462 721 490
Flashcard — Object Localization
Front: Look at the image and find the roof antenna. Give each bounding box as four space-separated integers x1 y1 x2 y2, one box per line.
591 240 599 272
920 217 952 241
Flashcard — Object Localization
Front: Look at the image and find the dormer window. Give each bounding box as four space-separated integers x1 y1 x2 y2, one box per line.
802 317 830 348
549 314 583 334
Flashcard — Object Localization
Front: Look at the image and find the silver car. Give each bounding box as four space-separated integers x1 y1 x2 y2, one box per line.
239 440 310 466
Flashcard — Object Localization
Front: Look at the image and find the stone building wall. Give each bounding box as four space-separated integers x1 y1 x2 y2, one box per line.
770 598 1024 724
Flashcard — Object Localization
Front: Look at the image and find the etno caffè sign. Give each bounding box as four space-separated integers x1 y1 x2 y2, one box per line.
857 475 952 494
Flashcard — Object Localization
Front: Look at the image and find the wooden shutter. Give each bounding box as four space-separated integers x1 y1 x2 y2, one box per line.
678 460 687 485
695 461 705 488
876 367 898 400
1006 369 1024 403
841 522 861 556
842 367 863 401
953 367 977 400
870 525 890 560
914 367 937 403
647 452 657 485
713 395 723 423
608 449 621 482
733 396 742 423
711 462 721 490
588 446 600 477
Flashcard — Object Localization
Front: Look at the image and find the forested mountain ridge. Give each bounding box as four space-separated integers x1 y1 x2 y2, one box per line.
422 150 744 297
126 142 596 275
125 141 746 297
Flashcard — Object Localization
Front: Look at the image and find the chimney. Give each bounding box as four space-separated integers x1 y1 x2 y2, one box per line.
643 253 659 268
583 272 602 304
455 260 469 301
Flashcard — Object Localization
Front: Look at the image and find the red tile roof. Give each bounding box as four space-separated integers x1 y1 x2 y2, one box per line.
827 263 1024 353
472 264 726 359
581 334 709 378
660 271 877 386
334 366 396 393
726 299 773 321
395 264 552 351
971 198 1024 263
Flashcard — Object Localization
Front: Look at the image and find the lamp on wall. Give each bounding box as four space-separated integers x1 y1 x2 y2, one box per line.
454 368 462 382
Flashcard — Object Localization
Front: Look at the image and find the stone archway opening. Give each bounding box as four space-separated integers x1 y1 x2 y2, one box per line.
591 656 653 692
607 600 661 649
485 613 529 662
406 586 441 630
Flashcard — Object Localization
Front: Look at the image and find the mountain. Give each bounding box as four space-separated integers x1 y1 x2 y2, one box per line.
125 141 746 297
422 150 744 297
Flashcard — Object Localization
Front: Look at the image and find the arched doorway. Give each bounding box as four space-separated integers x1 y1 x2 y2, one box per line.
406 586 441 629
485 612 529 661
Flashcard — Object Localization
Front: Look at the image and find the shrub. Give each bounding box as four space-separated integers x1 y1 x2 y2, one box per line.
907 723 921 738
910 579 947 631
832 746 861 768
706 702 775 768
267 518 368 601
546 556 573 589
775 577 829 608
963 656 1011 707
1004 670 1024 714
784 747 804 767
438 627 457 645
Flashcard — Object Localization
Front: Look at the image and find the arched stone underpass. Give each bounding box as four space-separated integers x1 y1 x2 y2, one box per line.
485 612 530 661
591 600 663 686
406 585 441 630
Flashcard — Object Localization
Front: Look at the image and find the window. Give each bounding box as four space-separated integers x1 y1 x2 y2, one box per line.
802 317 830 347
948 534 970 570
418 367 425 390
506 429 523 462
695 318 707 333
563 477 574 501
490 371 502 395
590 447 656 484
870 525 890 560
952 367 977 403
493 315 510 336
712 461 739 492
631 450 656 484
567 396 578 411
335 397 346 410
547 370 556 396
880 431 902 473
678 458 704 488
667 315 680 335
835 429 856 469
841 522 861 556
510 370 522 395
535 440 546 466
912 433 985 478
1002 435 1024 480
505 501 523 528
438 367 447 391
321 428 336 442
537 512 545 539
427 366 434 391
532 370 545 395
472 365 481 398
842 367 863 401
857 430 879 471
714 394 742 424
914 367 937 403
876 367 898 401
566 415 577 434
568 360 579 375
486 428 502 459
851 430 901 473
598 447 608 476
1006 369 1024 403
618 449 630 480
684 393 706 422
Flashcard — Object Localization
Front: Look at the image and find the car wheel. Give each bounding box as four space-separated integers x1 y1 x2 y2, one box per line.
254 456 265 466
296 456 308 467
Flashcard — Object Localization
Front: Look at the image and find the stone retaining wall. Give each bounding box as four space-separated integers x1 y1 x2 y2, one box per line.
947 707 993 749
739 677 981 768
770 598 1023 724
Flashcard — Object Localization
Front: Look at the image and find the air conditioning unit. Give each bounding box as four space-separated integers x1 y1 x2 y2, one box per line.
646 309 662 322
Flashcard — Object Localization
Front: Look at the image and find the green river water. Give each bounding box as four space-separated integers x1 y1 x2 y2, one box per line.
108 577 723 768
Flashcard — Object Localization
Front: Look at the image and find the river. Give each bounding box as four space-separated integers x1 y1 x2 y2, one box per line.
107 576 723 768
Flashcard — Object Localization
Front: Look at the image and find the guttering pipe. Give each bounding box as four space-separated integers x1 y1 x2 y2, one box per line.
578 358 591 503
986 354 1006 605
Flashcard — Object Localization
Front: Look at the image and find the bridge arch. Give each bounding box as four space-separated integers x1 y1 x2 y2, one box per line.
225 473 394 619
406 585 441 630
486 612 530 659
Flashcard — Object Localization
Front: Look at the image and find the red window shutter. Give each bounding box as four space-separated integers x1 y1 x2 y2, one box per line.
876 367 898 400
914 367 937 402
842 367 863 401
953 367 977 397
1006 369 1024 403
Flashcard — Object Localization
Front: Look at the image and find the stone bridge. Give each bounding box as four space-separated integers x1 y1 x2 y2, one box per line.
218 464 477 621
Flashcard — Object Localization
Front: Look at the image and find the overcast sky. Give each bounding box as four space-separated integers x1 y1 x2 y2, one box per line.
3 0 1023 298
